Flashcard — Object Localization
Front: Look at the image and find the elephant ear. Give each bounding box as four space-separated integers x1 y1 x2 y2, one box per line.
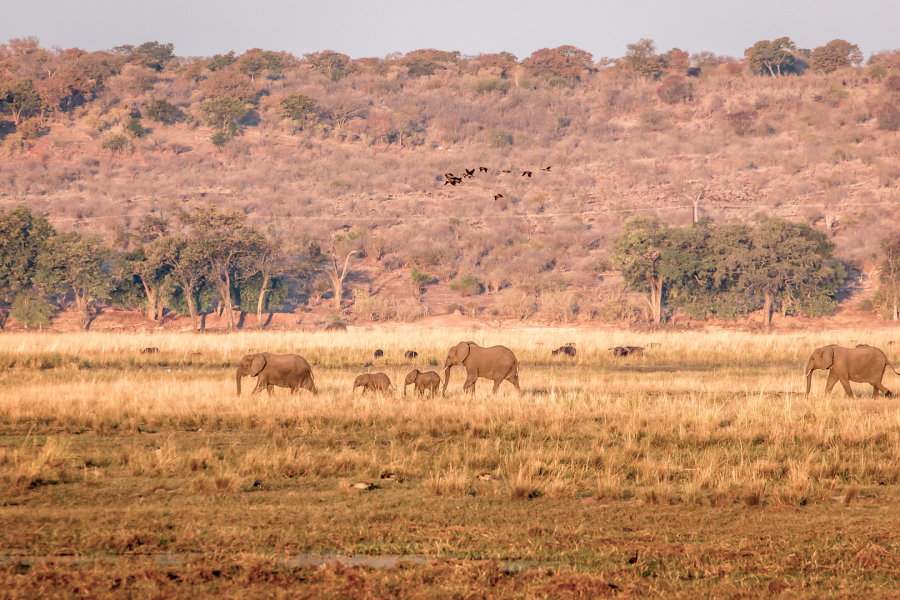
452 342 472 365
822 346 834 369
249 354 267 377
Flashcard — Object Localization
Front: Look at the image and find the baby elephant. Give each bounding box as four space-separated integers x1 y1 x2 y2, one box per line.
404 350 418 360
552 346 576 357
353 372 393 394
404 369 442 396
141 347 160 354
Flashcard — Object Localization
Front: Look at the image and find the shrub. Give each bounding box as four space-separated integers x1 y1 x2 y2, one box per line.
540 291 578 323
449 274 481 296
656 75 691 104
123 118 144 138
10 291 54 328
876 103 900 132
502 289 536 321
17 120 42 140
353 289 395 322
726 110 757 136
210 130 232 147
596 294 637 324
146 99 178 123
100 133 130 153
472 77 509 94
488 128 512 148
410 266 435 296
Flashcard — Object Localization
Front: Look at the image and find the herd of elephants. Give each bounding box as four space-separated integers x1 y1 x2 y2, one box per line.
232 340 900 399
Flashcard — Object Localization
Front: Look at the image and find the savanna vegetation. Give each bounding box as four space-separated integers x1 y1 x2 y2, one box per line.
3 329 900 597
2 37 900 329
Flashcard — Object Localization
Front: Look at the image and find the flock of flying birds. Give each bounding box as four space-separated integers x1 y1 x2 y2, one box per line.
442 166 552 200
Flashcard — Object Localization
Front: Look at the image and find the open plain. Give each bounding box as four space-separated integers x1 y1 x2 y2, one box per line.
3 328 900 597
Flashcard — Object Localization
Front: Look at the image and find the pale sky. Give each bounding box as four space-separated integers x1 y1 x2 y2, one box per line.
3 0 897 60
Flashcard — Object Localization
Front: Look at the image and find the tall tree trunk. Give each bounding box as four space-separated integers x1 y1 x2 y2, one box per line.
180 274 199 332
140 279 158 321
332 276 342 312
215 271 236 331
763 292 774 330
893 298 898 321
256 273 270 328
647 276 663 324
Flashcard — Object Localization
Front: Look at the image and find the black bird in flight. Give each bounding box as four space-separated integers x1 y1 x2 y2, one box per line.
479 167 488 172
500 169 511 174
464 168 475 178
522 170 532 177
541 166 551 172
493 193 503 201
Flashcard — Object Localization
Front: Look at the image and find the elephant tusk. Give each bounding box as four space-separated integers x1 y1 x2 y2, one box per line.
441 366 449 373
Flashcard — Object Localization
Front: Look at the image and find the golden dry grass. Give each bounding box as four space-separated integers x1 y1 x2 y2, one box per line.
2 328 900 596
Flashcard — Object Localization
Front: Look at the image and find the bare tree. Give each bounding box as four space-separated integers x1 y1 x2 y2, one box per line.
316 248 357 313
684 183 711 224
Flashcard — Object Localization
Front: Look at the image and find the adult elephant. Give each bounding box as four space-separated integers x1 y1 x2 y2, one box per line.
236 353 317 395
442 341 520 395
805 345 899 398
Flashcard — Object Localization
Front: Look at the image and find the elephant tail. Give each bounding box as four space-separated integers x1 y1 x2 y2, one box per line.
888 360 900 377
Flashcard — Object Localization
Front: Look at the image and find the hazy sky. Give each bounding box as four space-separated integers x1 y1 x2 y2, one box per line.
3 0 897 60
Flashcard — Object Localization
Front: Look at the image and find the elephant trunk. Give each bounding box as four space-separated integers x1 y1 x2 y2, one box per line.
236 368 243 395
441 365 451 395
804 359 815 395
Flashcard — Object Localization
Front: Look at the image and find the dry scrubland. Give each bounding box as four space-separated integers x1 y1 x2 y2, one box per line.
3 329 900 597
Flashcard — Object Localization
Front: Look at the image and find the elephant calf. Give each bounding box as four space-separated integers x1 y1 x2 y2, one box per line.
806 344 900 398
236 353 317 396
353 372 393 394
404 369 441 396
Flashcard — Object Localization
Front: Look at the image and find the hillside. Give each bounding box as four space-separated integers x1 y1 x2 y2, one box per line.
2 40 900 330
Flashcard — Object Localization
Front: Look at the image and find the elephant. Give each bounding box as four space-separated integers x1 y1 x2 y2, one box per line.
236 353 316 396
805 345 900 398
442 341 520 395
353 372 393 394
404 369 442 396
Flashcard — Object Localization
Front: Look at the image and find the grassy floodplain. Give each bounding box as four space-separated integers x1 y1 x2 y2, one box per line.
3 328 900 598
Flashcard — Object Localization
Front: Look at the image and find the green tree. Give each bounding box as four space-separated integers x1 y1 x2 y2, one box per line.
0 207 55 304
153 234 208 331
207 51 236 71
239 272 288 323
237 48 284 82
277 94 318 129
123 117 144 138
101 133 130 153
809 40 863 72
133 41 175 71
623 39 662 79
1 78 40 125
199 96 246 135
146 99 178 123
875 234 900 321
186 206 264 331
410 266 435 297
744 38 798 76
612 216 675 323
34 232 113 329
9 290 54 328
304 50 353 82
244 238 286 328
734 218 843 328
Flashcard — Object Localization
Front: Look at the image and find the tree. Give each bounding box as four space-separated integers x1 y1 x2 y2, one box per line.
623 39 662 79
245 238 284 327
146 99 178 123
0 207 55 303
152 234 207 331
207 51 236 71
612 216 673 323
656 75 691 104
122 41 174 71
123 117 144 138
809 40 863 73
277 94 317 129
199 96 247 135
733 218 843 328
315 246 357 312
202 69 256 103
876 234 900 321
744 38 798 76
410 266 434 297
522 46 593 80
9 290 53 328
1 78 40 125
304 50 353 82
237 48 284 81
187 206 263 331
34 232 113 329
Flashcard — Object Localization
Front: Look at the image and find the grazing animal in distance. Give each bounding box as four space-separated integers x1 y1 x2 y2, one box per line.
479 166 488 172
625 346 645 357
522 170 532 177
541 166 552 172
552 346 576 357
325 322 347 331
380 472 398 481
609 347 628 357
405 350 419 360
350 481 374 490
856 344 869 348
141 347 160 354
374 349 384 359
493 193 503 201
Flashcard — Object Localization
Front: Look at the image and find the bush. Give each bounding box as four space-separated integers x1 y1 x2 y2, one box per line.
726 110 757 136
540 291 579 323
449 274 481 296
502 289 536 321
10 291 54 328
146 99 178 123
488 128 512 148
210 130 232 147
596 294 636 324
123 118 144 138
472 77 509 94
410 266 435 296
656 75 691 104
17 120 42 140
876 103 900 132
100 133 130 153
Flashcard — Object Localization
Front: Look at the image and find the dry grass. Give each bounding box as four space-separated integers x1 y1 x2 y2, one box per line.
2 328 900 595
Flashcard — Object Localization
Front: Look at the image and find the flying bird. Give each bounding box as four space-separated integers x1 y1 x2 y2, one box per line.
541 166 552 172
493 193 503 201
500 169 511 174
479 167 488 172
522 170 532 177
464 168 475 178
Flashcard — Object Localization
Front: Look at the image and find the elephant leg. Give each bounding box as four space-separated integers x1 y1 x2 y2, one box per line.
824 371 839 396
463 370 478 394
252 379 265 395
491 379 501 393
507 373 522 394
873 381 892 398
266 384 275 396
838 377 854 398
